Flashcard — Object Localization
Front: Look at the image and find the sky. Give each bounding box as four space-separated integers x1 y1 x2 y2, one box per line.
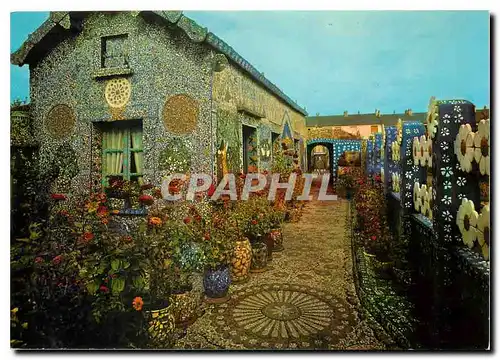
10 11 490 115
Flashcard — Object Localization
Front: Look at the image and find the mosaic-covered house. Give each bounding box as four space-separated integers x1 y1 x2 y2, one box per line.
11 11 308 199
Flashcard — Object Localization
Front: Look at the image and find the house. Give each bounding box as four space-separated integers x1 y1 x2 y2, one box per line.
11 11 308 201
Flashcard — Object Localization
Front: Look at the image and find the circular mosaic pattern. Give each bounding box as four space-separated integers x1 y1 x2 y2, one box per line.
162 94 199 135
45 104 76 140
105 77 131 108
211 284 355 349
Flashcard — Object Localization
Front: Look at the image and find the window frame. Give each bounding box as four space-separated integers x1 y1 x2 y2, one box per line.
101 120 143 187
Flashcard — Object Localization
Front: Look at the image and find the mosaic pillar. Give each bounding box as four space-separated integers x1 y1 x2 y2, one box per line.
366 139 374 177
432 100 479 244
361 139 367 176
400 121 426 215
373 132 383 179
385 126 399 192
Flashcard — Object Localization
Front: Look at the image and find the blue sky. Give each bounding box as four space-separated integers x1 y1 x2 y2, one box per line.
10 11 490 115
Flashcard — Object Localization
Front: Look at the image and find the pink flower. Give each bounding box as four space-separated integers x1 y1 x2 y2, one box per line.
52 255 63 265
34 257 43 264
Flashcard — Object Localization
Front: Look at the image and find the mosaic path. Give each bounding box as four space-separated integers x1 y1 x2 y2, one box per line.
174 179 388 350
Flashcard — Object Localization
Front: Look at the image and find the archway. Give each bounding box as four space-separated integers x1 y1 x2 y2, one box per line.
310 145 330 173
306 141 334 175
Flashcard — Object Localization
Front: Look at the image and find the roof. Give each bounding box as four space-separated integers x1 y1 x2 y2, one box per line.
11 11 308 116
305 112 427 127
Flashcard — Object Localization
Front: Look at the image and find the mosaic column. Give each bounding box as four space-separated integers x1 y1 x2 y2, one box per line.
385 126 399 192
432 100 479 244
400 121 426 215
366 139 374 177
361 139 367 176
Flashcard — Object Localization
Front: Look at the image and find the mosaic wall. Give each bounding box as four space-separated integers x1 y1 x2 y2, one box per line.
212 60 308 167
29 12 221 194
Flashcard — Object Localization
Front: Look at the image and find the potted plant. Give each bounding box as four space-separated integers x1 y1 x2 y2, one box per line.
268 207 285 252
200 211 233 303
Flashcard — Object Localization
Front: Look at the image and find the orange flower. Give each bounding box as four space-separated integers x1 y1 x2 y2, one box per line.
149 217 162 226
132 297 144 311
83 232 94 241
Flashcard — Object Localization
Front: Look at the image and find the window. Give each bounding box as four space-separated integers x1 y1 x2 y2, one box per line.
242 125 257 173
371 125 379 134
101 120 143 186
101 34 129 68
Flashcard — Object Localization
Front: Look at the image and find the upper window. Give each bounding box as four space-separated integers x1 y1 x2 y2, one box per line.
101 34 129 69
101 120 143 186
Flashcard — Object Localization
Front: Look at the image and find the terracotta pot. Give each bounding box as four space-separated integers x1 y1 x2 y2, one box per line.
145 306 176 348
203 265 231 301
269 228 284 252
230 238 252 283
250 242 268 272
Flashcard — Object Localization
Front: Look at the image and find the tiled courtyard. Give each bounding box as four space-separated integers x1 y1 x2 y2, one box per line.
174 180 389 350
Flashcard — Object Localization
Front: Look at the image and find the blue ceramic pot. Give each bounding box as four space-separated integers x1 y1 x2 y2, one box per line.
203 265 231 298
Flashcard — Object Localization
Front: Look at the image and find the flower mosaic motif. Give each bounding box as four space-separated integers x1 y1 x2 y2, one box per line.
454 124 475 173
443 210 453 222
210 284 354 349
456 198 479 249
473 119 490 176
442 113 451 124
477 205 490 261
441 166 453 177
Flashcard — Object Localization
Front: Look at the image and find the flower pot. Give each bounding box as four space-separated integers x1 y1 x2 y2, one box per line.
250 241 268 273
269 228 284 252
203 266 231 303
145 306 176 348
168 289 198 326
230 238 252 283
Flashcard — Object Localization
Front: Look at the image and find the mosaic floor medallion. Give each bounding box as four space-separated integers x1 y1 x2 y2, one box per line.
210 284 355 349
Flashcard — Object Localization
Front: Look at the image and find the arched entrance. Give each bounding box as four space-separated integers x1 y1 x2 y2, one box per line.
306 142 334 175
310 145 330 173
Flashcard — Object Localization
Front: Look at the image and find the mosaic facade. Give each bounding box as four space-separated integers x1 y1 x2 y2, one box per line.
21 11 308 196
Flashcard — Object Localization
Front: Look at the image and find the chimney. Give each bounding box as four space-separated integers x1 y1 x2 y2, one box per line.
343 111 348 117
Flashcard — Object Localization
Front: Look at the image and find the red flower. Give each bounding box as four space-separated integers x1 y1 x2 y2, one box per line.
251 219 258 225
194 214 202 222
183 217 191 224
99 285 109 293
34 257 43 264
139 194 154 205
371 236 377 241
203 233 211 241
51 193 66 201
83 232 94 242
97 206 108 217
52 255 63 265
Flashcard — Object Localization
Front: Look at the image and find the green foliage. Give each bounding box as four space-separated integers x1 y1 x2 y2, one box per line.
158 138 191 174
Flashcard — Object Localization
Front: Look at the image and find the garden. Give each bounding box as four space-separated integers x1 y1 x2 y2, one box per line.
10 136 307 349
